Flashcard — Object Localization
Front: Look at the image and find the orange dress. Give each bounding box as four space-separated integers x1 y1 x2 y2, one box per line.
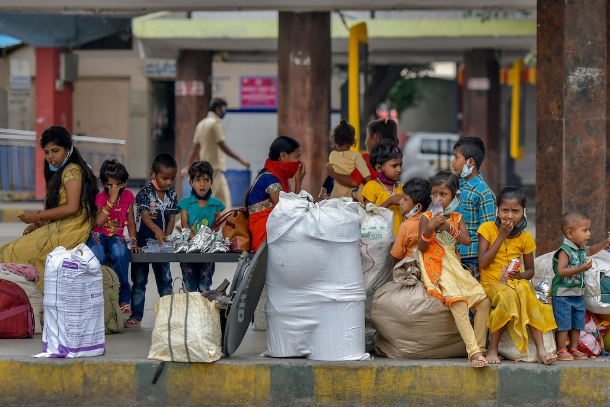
418 211 487 308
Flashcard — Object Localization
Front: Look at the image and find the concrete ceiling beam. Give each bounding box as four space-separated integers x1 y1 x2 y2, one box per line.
0 0 536 13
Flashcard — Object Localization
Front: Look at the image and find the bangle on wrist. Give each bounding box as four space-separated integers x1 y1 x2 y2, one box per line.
421 233 432 243
107 200 115 207
36 210 42 222
102 208 111 215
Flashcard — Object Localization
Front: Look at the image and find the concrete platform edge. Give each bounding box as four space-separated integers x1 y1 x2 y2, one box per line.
2 357 610 406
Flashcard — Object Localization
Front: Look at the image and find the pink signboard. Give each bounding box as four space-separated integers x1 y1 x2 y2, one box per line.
240 76 277 109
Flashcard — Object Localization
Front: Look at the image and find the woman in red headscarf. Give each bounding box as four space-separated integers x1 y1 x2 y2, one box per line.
246 136 306 252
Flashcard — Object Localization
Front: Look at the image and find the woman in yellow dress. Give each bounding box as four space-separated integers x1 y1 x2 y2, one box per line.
0 126 98 292
477 186 557 365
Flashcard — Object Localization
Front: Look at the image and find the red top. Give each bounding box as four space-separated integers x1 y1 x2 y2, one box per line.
349 153 377 184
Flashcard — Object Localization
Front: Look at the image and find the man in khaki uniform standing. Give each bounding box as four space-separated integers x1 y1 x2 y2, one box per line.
182 98 250 209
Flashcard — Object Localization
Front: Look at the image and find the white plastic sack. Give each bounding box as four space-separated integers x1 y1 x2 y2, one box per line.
265 192 369 361
0 271 43 334
534 250 610 313
358 203 395 349
497 327 556 363
583 251 610 313
35 244 105 358
148 292 222 363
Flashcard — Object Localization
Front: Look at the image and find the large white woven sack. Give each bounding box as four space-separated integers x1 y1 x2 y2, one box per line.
35 244 105 358
148 292 222 363
358 203 395 350
265 192 369 361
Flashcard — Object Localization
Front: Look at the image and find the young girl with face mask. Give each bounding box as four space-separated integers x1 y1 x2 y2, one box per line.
418 171 492 368
362 140 404 236
477 186 558 365
86 159 141 316
390 177 431 263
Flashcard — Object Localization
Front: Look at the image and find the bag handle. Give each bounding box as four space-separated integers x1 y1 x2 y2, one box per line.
0 304 31 321
211 208 247 230
167 277 191 363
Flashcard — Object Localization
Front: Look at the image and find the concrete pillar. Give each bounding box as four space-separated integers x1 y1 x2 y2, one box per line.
462 49 500 193
537 0 610 253
175 50 211 198
35 47 73 199
278 12 331 194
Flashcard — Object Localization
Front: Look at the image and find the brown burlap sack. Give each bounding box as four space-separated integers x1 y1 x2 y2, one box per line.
371 256 467 359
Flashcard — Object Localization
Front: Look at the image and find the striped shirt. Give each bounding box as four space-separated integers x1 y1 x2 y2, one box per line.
457 173 496 260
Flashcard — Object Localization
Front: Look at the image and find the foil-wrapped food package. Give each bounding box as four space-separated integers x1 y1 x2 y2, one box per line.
535 276 551 304
187 225 215 253
173 228 191 253
142 238 173 253
205 232 230 253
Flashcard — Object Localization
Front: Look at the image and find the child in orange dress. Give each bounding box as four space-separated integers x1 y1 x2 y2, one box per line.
418 171 491 368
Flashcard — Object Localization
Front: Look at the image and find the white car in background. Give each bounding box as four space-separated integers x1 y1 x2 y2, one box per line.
400 132 460 183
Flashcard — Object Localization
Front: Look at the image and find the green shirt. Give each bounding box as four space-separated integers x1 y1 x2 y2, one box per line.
177 195 225 233
552 238 586 296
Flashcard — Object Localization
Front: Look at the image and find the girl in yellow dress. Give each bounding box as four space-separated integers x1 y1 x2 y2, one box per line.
362 140 404 236
0 126 98 292
418 171 491 368
477 186 557 365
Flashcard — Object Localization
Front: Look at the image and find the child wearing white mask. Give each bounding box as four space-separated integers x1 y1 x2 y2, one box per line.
391 178 431 263
451 137 497 281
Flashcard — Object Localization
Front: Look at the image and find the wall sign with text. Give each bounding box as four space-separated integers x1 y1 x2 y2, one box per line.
240 76 277 109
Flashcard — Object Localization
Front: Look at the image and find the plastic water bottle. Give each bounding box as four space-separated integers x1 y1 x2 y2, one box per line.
430 199 443 234
431 199 443 216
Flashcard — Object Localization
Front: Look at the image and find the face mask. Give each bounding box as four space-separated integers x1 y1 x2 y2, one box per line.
151 178 162 191
104 187 126 197
460 159 474 178
48 146 73 172
495 208 527 237
219 111 226 119
404 204 421 219
443 197 460 215
191 187 212 201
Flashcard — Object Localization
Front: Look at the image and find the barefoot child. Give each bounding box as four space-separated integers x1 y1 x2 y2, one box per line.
362 140 404 236
178 161 225 292
477 187 557 365
391 178 431 263
126 153 179 328
86 159 142 317
328 120 370 200
552 210 610 361
418 171 491 368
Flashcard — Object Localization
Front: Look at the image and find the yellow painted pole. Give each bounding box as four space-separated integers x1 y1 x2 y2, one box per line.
509 59 524 160
348 22 368 152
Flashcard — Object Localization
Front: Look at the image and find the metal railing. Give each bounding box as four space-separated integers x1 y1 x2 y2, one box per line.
0 128 126 192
